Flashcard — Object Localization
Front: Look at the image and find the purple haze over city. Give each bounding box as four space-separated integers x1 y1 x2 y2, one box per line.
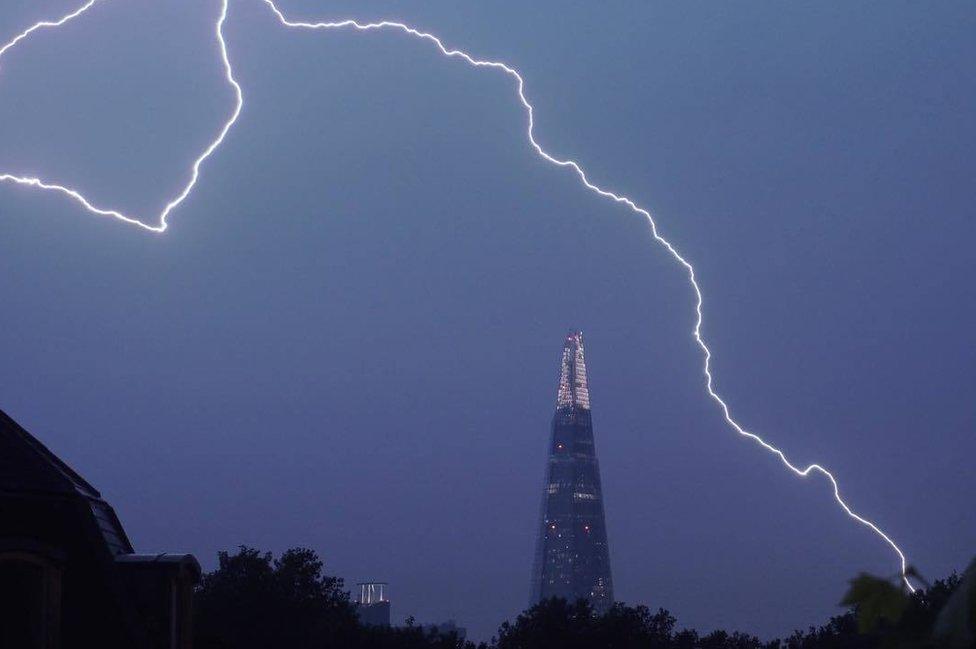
1 0 974 641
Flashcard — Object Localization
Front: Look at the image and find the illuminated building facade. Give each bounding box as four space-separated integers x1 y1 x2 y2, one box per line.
355 582 391 627
530 332 614 613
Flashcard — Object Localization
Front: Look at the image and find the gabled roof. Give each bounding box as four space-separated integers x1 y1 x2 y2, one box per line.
0 408 133 554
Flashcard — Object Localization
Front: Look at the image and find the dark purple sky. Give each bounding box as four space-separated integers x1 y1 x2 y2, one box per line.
1 0 974 641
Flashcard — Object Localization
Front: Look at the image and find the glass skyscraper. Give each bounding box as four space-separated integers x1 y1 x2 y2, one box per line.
530 332 614 613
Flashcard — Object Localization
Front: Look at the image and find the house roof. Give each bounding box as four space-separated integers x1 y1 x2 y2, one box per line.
115 553 202 580
0 408 133 554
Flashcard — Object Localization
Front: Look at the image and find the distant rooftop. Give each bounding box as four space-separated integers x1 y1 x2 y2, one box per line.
357 581 389 604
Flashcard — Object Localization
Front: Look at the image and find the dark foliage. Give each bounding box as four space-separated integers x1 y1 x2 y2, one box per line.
494 598 771 649
194 546 359 649
783 574 965 649
193 547 969 649
194 546 476 649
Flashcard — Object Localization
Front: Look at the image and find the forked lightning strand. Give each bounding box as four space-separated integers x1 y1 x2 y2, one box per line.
0 0 242 233
0 0 915 590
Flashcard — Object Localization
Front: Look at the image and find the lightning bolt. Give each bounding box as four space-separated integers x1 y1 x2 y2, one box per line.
0 0 916 591
0 0 242 233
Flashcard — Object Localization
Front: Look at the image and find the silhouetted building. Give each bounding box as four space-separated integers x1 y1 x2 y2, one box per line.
0 409 200 649
530 332 614 613
355 581 391 627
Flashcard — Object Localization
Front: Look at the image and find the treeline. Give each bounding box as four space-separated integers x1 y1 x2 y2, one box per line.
193 546 972 649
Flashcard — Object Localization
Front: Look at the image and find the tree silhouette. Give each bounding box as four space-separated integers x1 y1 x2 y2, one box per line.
493 598 770 649
192 546 972 649
194 546 477 649
194 546 359 649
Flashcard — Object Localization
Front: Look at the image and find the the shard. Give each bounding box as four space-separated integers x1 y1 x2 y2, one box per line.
530 331 614 613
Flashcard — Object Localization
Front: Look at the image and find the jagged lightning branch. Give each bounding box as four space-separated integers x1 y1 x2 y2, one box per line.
0 0 243 233
0 0 915 590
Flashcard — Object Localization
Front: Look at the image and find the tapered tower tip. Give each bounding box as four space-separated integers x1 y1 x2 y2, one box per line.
532 330 613 613
556 331 590 410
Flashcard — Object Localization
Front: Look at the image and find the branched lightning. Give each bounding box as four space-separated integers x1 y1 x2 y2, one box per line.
0 0 915 590
0 0 243 233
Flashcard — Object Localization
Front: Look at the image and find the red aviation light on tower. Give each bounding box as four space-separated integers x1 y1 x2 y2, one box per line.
0 0 915 592
533 331 613 613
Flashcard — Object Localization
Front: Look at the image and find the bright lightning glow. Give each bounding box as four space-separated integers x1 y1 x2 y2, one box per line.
257 0 917 594
0 0 244 233
0 1 98 65
0 0 915 591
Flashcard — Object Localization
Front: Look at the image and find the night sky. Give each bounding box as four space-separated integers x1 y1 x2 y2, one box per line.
1 0 974 642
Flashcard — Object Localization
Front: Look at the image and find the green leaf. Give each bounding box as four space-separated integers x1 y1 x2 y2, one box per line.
841 572 910 633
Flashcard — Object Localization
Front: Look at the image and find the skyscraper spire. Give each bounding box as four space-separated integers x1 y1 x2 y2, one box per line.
556 332 590 410
531 331 614 613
